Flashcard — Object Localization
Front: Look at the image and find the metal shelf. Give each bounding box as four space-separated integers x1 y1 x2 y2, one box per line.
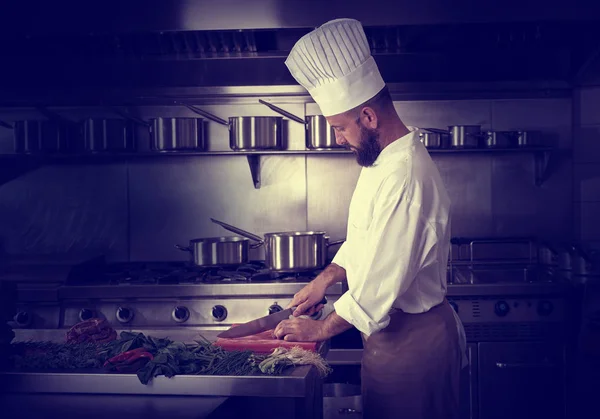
0 147 554 189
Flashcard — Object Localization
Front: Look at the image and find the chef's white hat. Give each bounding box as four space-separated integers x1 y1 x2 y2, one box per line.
285 18 385 117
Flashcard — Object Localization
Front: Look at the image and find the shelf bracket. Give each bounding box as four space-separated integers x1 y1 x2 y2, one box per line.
534 150 552 187
246 155 261 189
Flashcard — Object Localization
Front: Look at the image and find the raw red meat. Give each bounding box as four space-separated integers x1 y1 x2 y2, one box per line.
214 325 322 353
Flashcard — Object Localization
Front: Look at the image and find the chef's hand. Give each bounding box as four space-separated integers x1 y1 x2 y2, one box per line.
287 279 326 317
274 317 324 342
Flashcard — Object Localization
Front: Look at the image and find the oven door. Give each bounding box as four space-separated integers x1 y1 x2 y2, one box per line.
478 342 566 419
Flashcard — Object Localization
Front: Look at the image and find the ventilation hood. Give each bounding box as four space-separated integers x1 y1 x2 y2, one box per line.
0 0 599 101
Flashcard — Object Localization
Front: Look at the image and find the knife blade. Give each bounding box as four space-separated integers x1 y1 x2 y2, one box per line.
217 297 327 339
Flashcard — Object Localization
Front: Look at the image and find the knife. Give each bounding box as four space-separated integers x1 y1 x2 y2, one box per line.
217 297 327 339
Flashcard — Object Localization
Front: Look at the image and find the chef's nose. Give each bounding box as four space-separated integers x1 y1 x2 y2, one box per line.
334 130 347 146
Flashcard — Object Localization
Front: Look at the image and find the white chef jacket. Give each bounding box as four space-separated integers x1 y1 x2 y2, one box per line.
332 129 468 366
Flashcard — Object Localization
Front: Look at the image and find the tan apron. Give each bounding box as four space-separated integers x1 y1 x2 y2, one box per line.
360 299 461 419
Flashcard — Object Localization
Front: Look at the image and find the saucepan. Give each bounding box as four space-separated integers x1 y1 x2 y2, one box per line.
419 129 450 149
81 107 140 153
107 107 208 152
1 107 78 154
176 101 286 151
482 131 518 149
257 99 344 150
210 218 345 272
175 236 255 267
424 125 483 148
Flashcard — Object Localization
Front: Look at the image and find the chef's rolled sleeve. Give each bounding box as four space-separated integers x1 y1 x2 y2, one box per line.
331 241 349 269
334 173 438 336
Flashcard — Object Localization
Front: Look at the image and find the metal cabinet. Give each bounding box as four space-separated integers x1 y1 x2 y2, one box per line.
477 342 566 419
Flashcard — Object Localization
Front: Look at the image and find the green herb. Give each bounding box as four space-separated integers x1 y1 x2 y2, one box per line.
7 332 331 386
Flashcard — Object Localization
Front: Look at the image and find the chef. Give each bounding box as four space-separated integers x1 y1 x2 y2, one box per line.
273 18 467 419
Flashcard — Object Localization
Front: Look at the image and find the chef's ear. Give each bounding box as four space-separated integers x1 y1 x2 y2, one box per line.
358 106 379 129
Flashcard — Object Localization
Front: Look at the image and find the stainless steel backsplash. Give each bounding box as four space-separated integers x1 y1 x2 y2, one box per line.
0 97 573 261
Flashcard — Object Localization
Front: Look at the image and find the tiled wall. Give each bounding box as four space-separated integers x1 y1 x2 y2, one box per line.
0 96 574 262
574 86 600 253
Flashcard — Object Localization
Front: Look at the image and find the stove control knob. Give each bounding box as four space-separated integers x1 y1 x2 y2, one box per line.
172 306 190 323
268 304 283 315
448 300 459 314
537 300 554 317
494 301 510 317
14 311 32 327
79 308 95 321
212 305 227 322
116 307 134 324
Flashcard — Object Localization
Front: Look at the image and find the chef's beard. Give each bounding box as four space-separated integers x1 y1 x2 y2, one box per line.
347 124 381 167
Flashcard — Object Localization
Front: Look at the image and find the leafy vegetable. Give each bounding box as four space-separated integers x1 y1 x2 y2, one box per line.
8 332 332 385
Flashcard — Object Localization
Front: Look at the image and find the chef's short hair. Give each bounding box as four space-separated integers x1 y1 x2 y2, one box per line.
350 85 394 117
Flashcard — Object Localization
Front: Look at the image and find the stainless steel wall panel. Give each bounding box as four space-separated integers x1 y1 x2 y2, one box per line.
432 155 495 237
0 164 128 260
128 155 307 261
306 155 361 257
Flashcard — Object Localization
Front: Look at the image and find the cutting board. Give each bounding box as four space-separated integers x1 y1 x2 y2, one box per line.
214 325 322 353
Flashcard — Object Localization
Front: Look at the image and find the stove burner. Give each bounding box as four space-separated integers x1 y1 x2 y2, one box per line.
77 261 322 285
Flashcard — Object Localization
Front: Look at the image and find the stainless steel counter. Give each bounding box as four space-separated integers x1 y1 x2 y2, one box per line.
0 366 317 397
0 366 323 419
56 281 570 300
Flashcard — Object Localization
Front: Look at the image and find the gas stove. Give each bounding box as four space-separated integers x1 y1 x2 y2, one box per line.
70 261 324 286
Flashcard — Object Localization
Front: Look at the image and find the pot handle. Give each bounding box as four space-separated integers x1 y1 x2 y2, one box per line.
258 99 306 125
422 127 450 134
326 238 346 246
108 106 151 127
0 120 13 129
174 244 191 252
210 218 265 244
176 101 229 126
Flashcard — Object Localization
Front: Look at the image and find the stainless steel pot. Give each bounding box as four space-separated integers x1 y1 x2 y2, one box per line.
178 102 284 151
109 107 207 152
175 236 253 267
2 107 78 154
258 99 344 150
83 118 137 153
516 130 542 148
449 125 482 148
419 130 445 149
423 125 482 148
483 131 517 149
210 218 345 272
150 117 207 152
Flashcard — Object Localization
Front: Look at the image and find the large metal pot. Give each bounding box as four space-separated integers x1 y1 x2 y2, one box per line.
82 118 137 153
418 129 450 149
175 236 253 267
2 108 77 154
109 107 207 152
426 125 482 148
258 99 344 150
150 117 207 152
178 102 284 151
210 218 345 272
516 130 542 148
483 131 517 149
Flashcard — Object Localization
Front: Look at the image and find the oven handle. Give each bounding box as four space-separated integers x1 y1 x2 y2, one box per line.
496 362 555 369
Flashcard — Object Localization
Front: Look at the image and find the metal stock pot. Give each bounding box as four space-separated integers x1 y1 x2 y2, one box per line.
258 99 343 150
107 107 207 152
177 101 285 151
425 125 483 148
210 218 345 273
175 236 253 267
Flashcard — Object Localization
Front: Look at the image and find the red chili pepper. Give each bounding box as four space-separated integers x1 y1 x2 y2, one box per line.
104 347 154 372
